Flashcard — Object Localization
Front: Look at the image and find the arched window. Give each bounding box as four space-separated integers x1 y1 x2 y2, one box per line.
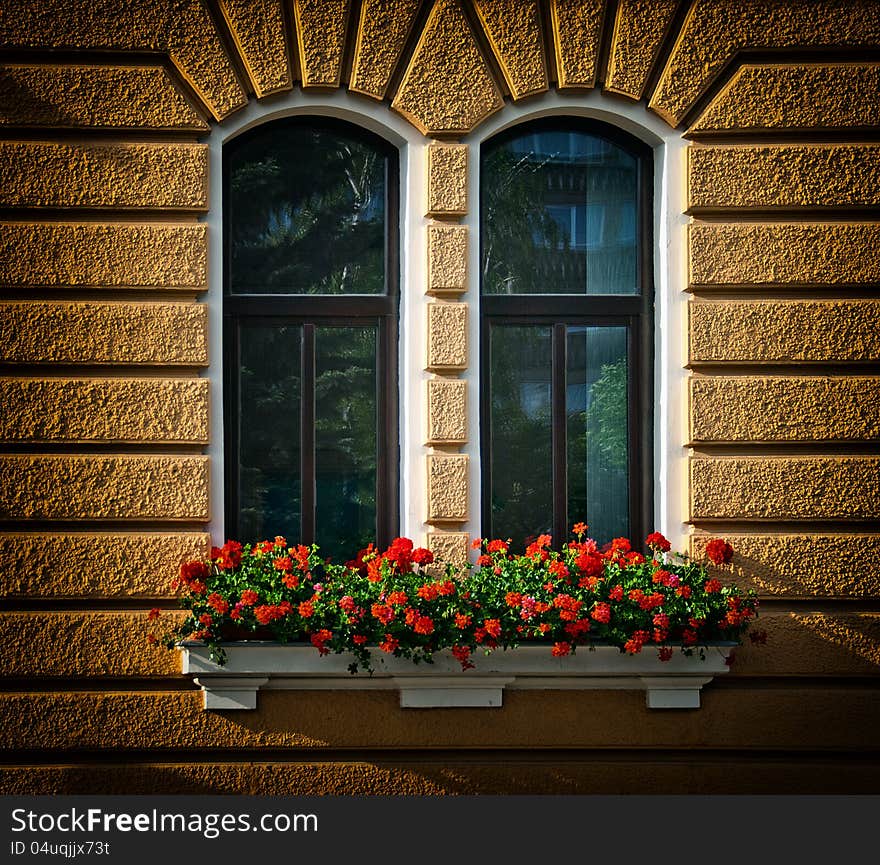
480 118 652 548
224 117 398 559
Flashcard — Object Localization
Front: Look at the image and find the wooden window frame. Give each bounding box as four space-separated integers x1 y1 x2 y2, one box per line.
479 117 654 546
223 116 400 550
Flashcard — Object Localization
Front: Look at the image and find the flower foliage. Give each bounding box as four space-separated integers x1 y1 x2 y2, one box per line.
154 528 758 672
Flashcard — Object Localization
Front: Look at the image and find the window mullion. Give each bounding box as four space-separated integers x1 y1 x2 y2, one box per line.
551 323 568 547
301 323 316 545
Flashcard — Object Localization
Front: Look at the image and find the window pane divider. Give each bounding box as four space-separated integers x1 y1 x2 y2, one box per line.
301 323 316 544
552 323 568 546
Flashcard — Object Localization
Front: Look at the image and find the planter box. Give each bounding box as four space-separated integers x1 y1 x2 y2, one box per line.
181 642 734 711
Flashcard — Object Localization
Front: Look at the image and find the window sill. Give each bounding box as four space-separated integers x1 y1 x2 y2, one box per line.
181 642 734 711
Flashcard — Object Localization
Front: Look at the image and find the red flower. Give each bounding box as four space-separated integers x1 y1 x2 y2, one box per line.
454 613 472 629
591 602 611 624
551 641 571 657
483 618 502 638
371 603 394 625
658 646 674 662
379 635 399 654
274 535 287 547
273 556 292 572
704 579 722 594
477 554 492 567
239 589 258 606
645 531 671 552
705 538 734 565
575 552 603 577
417 583 439 601
207 593 228 615
178 560 208 586
412 547 434 566
213 540 242 570
298 600 314 618
675 585 692 599
548 560 569 578
487 539 509 554
608 585 624 601
282 572 300 589
255 604 281 625
413 615 434 635
339 595 357 614
471 538 484 549
505 591 522 607
146 634 157 645
147 607 161 621
572 522 588 536
352 634 368 645
198 613 213 626
388 590 408 606
310 629 332 655
438 579 456 596
452 645 474 670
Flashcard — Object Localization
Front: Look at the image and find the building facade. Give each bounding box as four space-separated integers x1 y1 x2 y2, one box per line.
1 0 879 793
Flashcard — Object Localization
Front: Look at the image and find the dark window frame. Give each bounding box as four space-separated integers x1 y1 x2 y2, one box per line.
223 116 400 550
479 117 654 547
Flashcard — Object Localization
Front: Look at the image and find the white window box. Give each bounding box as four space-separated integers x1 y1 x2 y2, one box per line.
181 642 734 711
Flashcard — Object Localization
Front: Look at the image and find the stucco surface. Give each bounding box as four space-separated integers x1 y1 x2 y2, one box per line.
690 377 880 443
689 223 880 288
0 223 207 289
428 224 468 294
427 454 469 522
689 300 880 364
425 531 471 567
293 0 349 88
0 64 208 131
0 141 208 210
0 378 209 444
426 378 468 444
0 611 185 677
427 143 468 216
688 144 880 210
605 0 679 99
549 0 605 89
0 532 208 599
0 456 210 522
692 533 880 599
218 0 291 96
689 63 880 135
690 456 880 521
0 0 246 119
426 302 468 370
392 0 503 136
473 0 547 99
0 302 208 366
2 688 879 751
651 0 880 126
350 0 421 99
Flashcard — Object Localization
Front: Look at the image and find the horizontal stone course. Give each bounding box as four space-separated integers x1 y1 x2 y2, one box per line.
0 142 208 210
0 223 207 289
691 456 880 521
0 301 207 366
0 377 209 444
690 376 880 442
689 145 880 210
0 532 209 598
0 455 209 522
691 532 880 598
689 300 880 364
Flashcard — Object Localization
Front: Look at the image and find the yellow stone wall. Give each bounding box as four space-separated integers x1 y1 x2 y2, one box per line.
1 0 878 795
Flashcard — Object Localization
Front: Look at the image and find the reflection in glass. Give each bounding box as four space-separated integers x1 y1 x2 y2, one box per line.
490 325 553 549
567 327 628 544
228 124 387 295
315 326 378 559
482 129 638 295
238 324 301 540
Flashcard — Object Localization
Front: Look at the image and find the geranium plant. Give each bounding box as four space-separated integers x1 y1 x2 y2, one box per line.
153 526 760 673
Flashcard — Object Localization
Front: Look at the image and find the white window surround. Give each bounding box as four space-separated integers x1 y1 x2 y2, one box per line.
205 88 689 553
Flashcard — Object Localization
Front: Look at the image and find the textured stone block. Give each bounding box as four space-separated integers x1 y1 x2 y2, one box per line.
0 302 208 366
392 0 503 136
0 611 185 677
425 531 471 567
650 0 880 126
427 143 468 217
0 64 208 131
0 378 209 444
690 377 880 443
350 0 420 99
690 456 880 522
0 532 208 598
426 378 467 444
0 456 210 522
688 145 880 211
0 0 246 119
428 224 468 295
0 223 207 289
473 0 547 99
0 142 208 210
605 0 679 99
689 63 880 136
426 454 469 523
426 303 468 371
218 0 291 96
689 300 880 364
293 0 349 88
690 533 880 598
689 223 880 288
550 0 605 88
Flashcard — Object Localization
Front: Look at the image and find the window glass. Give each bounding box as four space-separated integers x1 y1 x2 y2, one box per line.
228 124 387 295
482 128 638 295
